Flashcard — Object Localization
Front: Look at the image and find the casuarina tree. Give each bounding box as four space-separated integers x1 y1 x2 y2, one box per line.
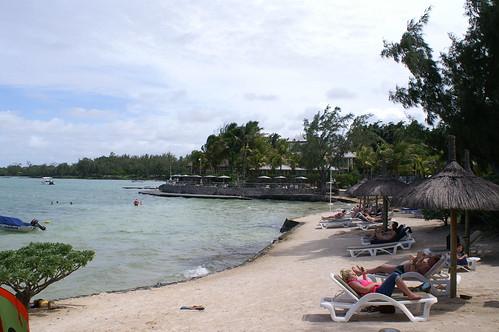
382 1 499 172
301 105 353 192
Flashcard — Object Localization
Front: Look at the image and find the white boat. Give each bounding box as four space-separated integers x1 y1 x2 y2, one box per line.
41 177 55 185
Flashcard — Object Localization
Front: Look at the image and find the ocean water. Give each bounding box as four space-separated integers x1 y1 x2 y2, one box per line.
0 177 348 299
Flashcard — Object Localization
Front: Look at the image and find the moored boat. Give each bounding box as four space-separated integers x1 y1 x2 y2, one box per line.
41 176 55 185
0 216 46 232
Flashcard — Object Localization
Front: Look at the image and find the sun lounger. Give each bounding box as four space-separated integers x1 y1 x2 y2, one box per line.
400 208 420 214
320 273 438 322
319 218 359 229
347 237 416 257
468 230 483 255
360 225 412 245
456 256 481 272
356 221 384 231
373 254 460 297
430 230 483 255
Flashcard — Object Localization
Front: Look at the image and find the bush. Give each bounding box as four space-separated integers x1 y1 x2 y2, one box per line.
422 209 450 225
334 172 360 189
0 242 94 308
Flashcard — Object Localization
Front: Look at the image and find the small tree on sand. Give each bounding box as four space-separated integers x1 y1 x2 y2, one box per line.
0 242 95 308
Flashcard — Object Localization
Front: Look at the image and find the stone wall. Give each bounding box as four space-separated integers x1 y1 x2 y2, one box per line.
158 183 328 201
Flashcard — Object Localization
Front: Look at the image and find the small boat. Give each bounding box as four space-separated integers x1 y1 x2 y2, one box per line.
0 216 46 232
41 177 55 185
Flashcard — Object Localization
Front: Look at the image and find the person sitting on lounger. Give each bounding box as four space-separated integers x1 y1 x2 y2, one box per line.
340 268 421 300
353 251 441 277
456 243 468 266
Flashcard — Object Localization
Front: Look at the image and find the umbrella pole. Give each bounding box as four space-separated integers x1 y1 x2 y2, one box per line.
464 210 470 256
450 209 458 298
382 196 388 231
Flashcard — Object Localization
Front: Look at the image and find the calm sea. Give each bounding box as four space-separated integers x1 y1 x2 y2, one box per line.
0 177 348 299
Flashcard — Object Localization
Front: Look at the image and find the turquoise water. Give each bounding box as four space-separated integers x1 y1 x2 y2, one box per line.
0 177 346 299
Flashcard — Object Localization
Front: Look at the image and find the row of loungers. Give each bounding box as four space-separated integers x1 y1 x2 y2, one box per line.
320 227 484 322
320 254 458 322
347 225 416 257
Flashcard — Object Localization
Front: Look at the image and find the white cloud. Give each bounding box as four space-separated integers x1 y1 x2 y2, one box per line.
67 107 115 119
0 0 468 165
326 88 357 100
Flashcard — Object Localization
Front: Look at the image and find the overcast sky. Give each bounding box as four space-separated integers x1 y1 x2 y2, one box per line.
0 0 468 166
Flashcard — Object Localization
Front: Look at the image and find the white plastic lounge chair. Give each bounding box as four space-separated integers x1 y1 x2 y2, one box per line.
319 218 359 229
355 221 385 231
347 237 416 257
360 225 412 245
456 256 481 272
320 273 438 322
468 230 483 255
360 232 414 246
373 254 460 297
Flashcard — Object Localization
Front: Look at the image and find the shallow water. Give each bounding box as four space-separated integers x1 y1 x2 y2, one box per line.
0 177 349 299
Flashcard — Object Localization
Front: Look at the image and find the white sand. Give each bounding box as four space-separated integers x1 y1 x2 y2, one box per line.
30 213 499 331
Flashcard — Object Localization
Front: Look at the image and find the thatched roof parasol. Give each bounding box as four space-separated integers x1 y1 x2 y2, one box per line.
345 178 367 197
352 177 407 231
394 136 499 298
352 177 407 197
395 161 499 210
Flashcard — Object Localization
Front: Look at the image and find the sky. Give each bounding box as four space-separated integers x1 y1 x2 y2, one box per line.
0 0 469 166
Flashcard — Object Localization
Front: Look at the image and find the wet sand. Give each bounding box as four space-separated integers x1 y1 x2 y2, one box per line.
30 213 499 331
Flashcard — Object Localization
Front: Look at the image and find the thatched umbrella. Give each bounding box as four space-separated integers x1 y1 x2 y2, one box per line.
345 178 368 197
395 136 499 298
353 177 407 231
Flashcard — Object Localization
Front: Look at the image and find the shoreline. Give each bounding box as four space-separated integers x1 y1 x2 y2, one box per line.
30 213 499 331
42 217 306 303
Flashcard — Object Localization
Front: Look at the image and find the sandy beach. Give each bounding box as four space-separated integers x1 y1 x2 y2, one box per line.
30 213 499 331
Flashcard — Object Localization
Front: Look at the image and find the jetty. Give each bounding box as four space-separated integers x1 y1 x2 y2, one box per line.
139 190 251 200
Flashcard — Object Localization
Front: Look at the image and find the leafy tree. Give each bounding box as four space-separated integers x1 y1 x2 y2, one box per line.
382 1 499 172
202 121 265 180
266 133 290 171
347 114 383 151
203 134 227 173
188 150 205 174
301 105 353 192
356 145 377 177
0 242 95 308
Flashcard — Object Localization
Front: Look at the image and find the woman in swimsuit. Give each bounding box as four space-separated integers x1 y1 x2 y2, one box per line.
340 268 422 300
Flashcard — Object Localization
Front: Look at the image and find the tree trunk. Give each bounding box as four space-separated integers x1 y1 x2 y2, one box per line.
16 290 31 309
450 210 458 298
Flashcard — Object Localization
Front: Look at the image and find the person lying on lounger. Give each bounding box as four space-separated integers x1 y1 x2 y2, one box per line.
368 222 399 242
321 209 347 221
352 251 441 277
355 211 383 223
340 268 422 300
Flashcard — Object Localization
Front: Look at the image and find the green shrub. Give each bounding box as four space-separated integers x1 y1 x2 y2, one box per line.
334 172 360 189
422 209 450 225
0 242 94 308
